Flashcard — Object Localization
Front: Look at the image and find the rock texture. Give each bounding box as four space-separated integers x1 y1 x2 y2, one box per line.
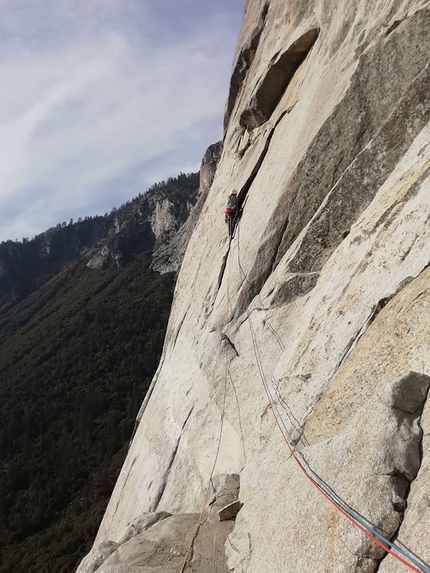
78 0 430 571
151 142 222 274
78 476 238 573
86 173 201 273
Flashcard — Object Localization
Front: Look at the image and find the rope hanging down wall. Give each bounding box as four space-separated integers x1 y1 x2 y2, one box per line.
234 221 430 573
179 253 235 573
178 364 229 573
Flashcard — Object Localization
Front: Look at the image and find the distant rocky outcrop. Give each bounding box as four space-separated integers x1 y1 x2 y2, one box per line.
78 1 430 572
151 142 222 273
85 172 201 271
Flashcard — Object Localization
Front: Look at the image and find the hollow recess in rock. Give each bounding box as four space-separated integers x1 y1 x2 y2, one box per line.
224 3 270 131
240 28 319 130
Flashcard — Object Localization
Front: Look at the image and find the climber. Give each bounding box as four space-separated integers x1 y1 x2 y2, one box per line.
225 189 238 238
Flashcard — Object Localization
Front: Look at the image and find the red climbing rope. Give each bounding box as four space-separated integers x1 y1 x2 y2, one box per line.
234 221 429 573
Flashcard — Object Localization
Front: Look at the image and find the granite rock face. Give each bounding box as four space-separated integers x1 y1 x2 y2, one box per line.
78 0 430 571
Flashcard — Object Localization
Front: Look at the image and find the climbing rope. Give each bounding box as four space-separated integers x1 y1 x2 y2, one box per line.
179 364 228 573
179 246 233 573
179 485 211 573
234 221 430 573
226 243 247 464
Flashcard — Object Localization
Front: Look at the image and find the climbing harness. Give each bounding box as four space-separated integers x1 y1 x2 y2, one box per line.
225 208 238 239
234 220 430 573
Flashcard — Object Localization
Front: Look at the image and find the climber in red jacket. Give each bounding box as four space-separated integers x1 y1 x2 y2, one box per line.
225 189 238 238
225 189 238 221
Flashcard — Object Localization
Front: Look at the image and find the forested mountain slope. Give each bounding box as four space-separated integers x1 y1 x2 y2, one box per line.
0 171 208 573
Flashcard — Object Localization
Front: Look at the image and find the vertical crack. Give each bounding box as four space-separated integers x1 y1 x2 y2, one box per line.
218 243 232 290
217 109 290 295
153 406 195 511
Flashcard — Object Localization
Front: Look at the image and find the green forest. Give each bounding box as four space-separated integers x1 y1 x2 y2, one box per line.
0 173 199 572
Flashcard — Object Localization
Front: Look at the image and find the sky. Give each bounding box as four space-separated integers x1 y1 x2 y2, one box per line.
0 0 245 242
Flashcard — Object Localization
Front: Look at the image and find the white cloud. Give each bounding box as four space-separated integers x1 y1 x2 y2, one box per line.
0 0 244 241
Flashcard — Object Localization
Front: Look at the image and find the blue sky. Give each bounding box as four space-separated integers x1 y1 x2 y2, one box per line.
0 0 245 241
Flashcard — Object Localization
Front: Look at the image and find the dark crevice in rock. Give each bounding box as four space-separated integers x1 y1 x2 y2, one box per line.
218 243 232 290
363 275 414 327
224 3 270 132
385 16 407 36
399 235 420 264
153 406 194 511
217 109 289 301
240 230 284 307
245 108 290 204
217 110 286 293
373 537 396 573
379 469 416 485
421 257 430 275
240 29 319 130
373 476 426 572
236 313 249 331
334 335 357 374
171 310 187 349
368 165 430 237
392 401 429 417
221 332 239 356
270 213 290 273
227 108 291 310
237 110 287 206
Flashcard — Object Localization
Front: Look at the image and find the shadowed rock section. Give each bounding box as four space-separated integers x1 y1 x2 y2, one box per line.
224 3 270 131
216 108 290 298
272 9 430 274
269 272 320 307
240 29 319 130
